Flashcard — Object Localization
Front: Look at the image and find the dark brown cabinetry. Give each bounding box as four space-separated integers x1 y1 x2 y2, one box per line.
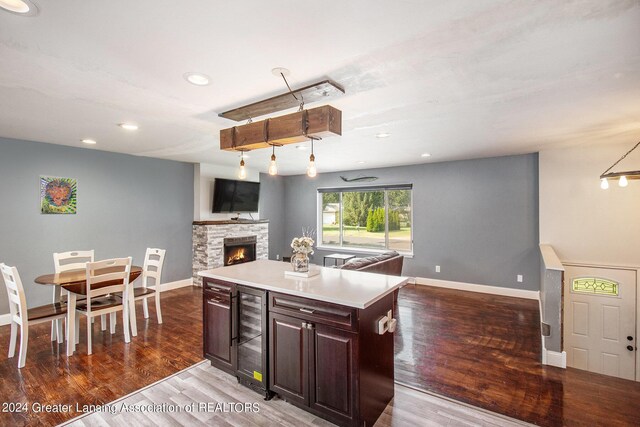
203 278 236 374
269 291 392 427
269 313 309 406
203 277 395 427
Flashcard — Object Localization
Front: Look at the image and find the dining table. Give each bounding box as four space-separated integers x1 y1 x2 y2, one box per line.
35 266 142 356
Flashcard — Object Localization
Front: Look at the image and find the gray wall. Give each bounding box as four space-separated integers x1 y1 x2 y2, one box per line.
276 154 540 290
0 137 194 313
258 173 285 260
540 262 563 352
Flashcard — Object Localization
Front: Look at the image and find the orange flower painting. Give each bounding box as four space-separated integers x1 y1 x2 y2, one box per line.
40 176 77 214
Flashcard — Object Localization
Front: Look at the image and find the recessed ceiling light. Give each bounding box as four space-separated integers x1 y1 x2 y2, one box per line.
376 132 391 138
119 123 139 131
356 161 366 164
81 139 97 145
184 72 211 86
421 153 431 158
295 145 308 150
0 0 37 15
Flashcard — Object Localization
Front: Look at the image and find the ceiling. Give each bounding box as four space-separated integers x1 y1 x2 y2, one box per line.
0 0 639 175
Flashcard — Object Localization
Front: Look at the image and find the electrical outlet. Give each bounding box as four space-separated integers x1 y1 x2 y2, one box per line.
517 274 523 283
276 254 280 260
435 265 441 273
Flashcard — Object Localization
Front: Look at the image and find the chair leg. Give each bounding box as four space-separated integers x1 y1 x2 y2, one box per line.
18 325 28 368
75 315 80 345
8 322 17 358
57 319 64 344
51 285 61 341
110 312 116 334
155 293 163 325
129 293 137 337
142 298 149 319
123 305 131 344
100 314 106 329
87 317 92 355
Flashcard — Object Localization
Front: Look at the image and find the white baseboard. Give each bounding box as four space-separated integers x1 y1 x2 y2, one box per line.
159 278 193 292
544 350 567 368
0 313 10 326
413 276 539 300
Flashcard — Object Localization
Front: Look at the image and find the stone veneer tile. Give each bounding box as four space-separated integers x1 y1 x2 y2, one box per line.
192 223 269 286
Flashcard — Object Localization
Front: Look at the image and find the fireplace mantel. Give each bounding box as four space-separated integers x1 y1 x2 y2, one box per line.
192 221 268 286
193 219 269 225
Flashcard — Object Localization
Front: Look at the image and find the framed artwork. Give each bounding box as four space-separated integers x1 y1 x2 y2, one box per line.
40 176 77 214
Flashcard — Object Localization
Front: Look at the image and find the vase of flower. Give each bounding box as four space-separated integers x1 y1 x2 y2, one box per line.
290 230 315 273
291 252 310 273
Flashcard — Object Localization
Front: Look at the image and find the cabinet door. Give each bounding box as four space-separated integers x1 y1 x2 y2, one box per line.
269 312 309 406
204 292 235 372
309 323 357 424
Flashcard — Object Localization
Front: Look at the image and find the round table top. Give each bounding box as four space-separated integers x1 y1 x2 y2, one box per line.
35 266 142 295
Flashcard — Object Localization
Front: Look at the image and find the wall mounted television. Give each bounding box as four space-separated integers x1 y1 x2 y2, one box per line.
212 178 260 213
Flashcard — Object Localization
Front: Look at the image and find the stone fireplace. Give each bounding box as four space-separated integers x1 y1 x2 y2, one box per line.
192 220 268 286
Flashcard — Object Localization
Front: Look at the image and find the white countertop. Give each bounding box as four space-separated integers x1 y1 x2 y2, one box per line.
198 259 410 309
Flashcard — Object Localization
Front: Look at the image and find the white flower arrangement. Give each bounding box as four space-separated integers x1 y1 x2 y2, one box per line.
291 228 315 255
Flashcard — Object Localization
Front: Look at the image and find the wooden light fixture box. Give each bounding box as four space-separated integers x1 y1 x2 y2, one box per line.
220 105 341 151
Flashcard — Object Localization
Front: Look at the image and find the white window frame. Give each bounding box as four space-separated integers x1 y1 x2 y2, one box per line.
316 185 414 256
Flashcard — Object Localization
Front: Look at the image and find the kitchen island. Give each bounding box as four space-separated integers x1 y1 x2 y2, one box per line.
198 259 409 427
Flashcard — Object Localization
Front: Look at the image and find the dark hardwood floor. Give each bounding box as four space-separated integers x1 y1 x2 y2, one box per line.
395 284 640 426
1 284 639 426
0 286 203 427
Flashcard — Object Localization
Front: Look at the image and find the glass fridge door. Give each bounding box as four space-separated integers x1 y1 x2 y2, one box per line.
236 286 265 387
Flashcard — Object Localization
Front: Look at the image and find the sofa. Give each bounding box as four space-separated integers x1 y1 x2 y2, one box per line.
338 251 404 301
338 251 404 276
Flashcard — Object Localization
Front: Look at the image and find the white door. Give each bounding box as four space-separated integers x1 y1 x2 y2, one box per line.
564 265 636 380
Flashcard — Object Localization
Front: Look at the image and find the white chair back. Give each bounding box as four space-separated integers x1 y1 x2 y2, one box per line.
54 250 95 273
85 257 132 313
0 264 27 327
142 248 166 290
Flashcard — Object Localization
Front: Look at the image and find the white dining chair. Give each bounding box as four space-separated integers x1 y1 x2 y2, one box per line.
133 248 166 326
1 263 67 368
51 250 95 342
74 257 132 355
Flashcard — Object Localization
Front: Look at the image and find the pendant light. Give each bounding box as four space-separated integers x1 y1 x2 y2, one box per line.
238 151 247 180
599 140 640 189
307 138 317 178
268 144 278 176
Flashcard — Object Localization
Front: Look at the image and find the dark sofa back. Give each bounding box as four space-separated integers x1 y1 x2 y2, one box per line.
339 251 404 276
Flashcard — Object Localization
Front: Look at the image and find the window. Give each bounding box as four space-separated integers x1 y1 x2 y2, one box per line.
571 277 619 296
318 185 413 254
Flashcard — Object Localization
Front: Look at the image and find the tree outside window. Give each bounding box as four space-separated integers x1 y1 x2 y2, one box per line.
319 187 412 253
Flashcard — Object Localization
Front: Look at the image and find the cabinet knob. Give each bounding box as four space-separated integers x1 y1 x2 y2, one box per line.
628 336 634 341
627 345 635 351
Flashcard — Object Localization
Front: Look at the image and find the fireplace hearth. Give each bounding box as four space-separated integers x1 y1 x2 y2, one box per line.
224 236 257 266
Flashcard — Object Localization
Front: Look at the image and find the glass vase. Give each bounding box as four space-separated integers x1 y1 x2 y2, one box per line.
291 252 309 273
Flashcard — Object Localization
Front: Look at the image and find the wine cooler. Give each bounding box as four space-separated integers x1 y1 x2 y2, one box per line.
235 285 272 399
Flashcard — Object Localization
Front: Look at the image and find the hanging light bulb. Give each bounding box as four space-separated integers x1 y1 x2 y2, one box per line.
238 151 247 180
268 144 278 176
619 175 628 187
307 138 317 178
600 178 609 190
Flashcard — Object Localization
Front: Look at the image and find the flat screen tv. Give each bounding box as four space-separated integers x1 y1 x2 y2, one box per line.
212 178 260 213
